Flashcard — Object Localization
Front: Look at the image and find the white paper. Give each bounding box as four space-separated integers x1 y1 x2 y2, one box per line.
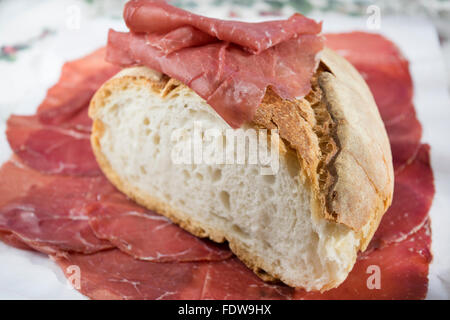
0 0 449 299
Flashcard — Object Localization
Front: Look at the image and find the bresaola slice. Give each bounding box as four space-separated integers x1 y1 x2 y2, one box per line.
6 48 119 176
53 250 293 300
384 108 422 170
37 47 120 132
124 0 321 54
85 193 232 262
0 159 114 255
6 115 100 176
196 258 293 300
107 1 323 128
369 144 434 250
53 222 430 300
53 249 203 300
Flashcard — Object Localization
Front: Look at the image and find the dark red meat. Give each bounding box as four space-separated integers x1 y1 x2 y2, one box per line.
124 0 321 54
107 1 323 128
85 192 232 262
54 250 293 300
6 115 100 176
0 159 114 255
368 144 434 250
37 47 120 132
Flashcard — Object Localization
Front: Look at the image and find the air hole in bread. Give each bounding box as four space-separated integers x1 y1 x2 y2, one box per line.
211 168 222 182
164 193 172 201
182 169 191 179
195 172 204 181
140 166 147 175
110 103 118 115
153 134 160 145
231 224 248 239
285 152 299 179
263 175 275 184
219 190 231 210
143 117 150 126
267 187 275 198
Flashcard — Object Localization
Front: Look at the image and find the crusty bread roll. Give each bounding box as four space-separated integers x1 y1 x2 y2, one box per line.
89 48 394 291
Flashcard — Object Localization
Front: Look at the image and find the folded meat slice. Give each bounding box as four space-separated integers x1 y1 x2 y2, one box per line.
85 193 232 262
107 1 323 129
124 0 321 54
7 115 100 176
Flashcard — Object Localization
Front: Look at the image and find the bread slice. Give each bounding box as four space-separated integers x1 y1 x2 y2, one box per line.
89 48 394 291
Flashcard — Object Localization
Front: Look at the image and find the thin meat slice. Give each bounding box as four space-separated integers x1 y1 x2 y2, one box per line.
124 0 321 54
56 223 431 300
37 47 120 131
368 144 434 250
385 108 422 170
54 250 293 300
0 159 114 255
295 221 432 300
6 115 100 176
325 32 421 170
196 258 293 299
53 249 205 300
85 194 232 262
107 31 322 129
107 1 323 128
0 231 33 251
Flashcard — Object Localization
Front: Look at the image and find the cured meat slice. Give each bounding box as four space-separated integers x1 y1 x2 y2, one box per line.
369 144 434 250
196 258 293 300
0 231 33 251
295 221 432 300
0 159 114 255
107 31 322 129
325 32 421 170
385 108 422 170
6 115 100 176
107 1 323 128
37 47 120 131
85 194 232 262
124 0 321 54
53 249 205 300
54 250 293 300
56 223 430 300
